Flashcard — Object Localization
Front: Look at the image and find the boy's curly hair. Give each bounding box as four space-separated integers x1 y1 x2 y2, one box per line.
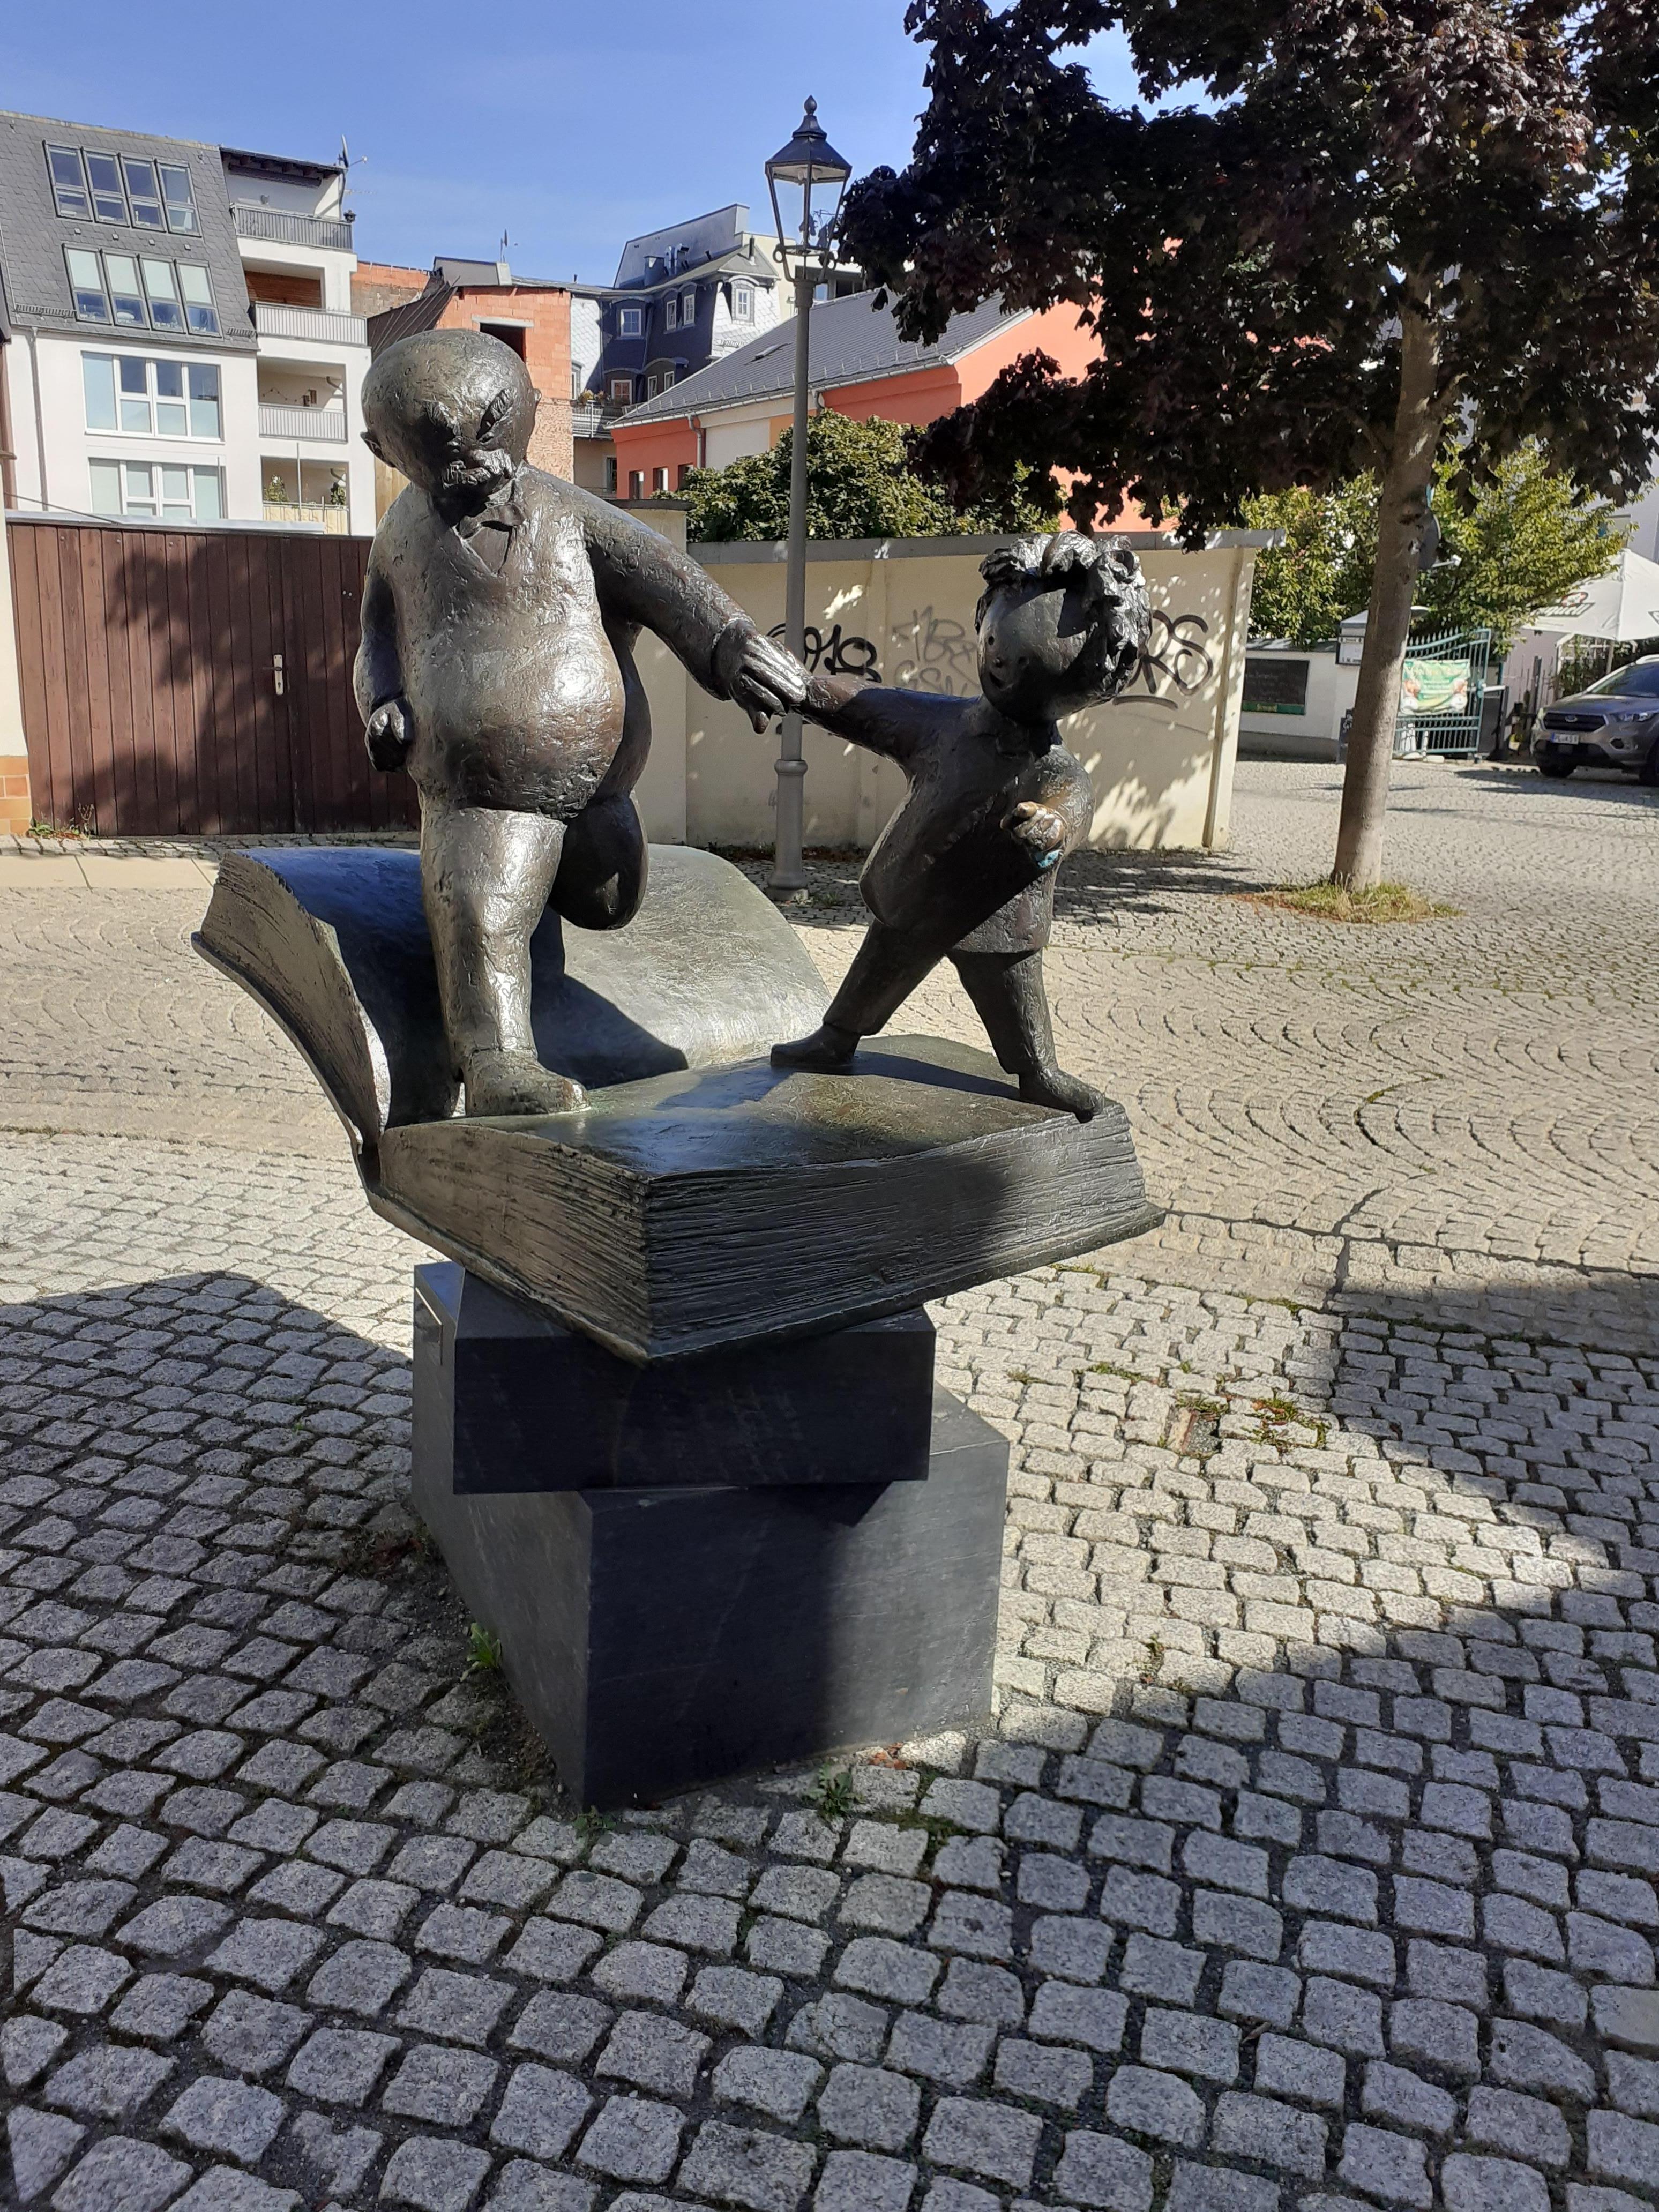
976 533 1151 708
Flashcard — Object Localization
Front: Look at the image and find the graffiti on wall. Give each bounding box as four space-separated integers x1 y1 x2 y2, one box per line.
1115 610 1216 710
767 621 883 681
892 606 977 696
770 601 1219 709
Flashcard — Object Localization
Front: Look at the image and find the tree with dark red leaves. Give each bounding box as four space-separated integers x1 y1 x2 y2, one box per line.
845 0 1659 883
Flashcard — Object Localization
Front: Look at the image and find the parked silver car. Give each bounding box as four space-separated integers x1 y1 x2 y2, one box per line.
1535 655 1659 782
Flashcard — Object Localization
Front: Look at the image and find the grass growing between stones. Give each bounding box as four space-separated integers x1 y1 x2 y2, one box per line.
1246 878 1460 923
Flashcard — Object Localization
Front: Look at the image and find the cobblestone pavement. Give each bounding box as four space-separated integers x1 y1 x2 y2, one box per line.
2 760 1657 2212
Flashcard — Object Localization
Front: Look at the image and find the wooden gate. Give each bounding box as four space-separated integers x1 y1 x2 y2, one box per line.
6 516 419 836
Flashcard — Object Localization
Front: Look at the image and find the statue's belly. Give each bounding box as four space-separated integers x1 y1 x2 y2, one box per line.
405 619 630 816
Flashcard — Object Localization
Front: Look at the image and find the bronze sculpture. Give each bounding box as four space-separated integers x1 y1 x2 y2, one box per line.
772 532 1150 1117
354 328 806 1117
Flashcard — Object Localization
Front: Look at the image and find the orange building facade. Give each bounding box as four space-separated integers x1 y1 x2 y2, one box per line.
610 301 1106 505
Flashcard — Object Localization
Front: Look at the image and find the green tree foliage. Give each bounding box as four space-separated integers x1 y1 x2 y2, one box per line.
842 0 1659 883
679 408 1058 544
1245 450 1630 655
1242 483 1379 648
1419 452 1631 656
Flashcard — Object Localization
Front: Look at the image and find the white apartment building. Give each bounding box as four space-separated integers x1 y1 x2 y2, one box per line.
0 111 374 535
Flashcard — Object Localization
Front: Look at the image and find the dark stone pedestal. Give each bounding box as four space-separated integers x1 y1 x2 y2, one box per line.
411 1264 1008 1806
415 1265 936 1491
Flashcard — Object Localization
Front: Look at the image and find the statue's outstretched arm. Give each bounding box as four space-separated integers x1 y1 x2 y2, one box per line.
582 494 804 730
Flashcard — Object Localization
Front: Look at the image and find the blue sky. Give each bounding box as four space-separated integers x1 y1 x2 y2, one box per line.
1 0 1141 281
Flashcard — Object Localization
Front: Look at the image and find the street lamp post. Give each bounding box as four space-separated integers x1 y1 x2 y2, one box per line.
764 98 851 897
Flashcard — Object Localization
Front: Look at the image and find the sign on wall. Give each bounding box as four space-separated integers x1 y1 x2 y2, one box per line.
1242 656 1310 715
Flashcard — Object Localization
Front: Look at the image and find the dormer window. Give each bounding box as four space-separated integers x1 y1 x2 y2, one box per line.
47 145 92 219
85 151 130 223
664 296 678 331
157 162 199 234
122 158 166 229
681 289 696 322
731 283 753 321
617 305 643 337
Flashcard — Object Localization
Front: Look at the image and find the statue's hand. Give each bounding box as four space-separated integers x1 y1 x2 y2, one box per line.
365 695 413 772
1007 799 1068 870
716 624 808 733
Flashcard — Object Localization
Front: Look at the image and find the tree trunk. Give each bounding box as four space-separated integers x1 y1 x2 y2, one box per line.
1332 295 1447 888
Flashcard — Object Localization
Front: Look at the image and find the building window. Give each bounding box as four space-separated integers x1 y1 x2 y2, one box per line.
177 262 219 334
84 148 130 223
103 256 148 327
65 249 111 323
645 374 660 399
68 248 216 333
732 283 753 320
143 259 184 332
676 462 692 490
571 366 585 399
122 158 166 228
681 289 696 323
47 145 92 219
84 355 221 439
157 162 199 234
88 458 223 521
652 467 669 495
627 469 644 499
617 306 643 337
608 375 635 406
604 457 618 494
663 296 678 331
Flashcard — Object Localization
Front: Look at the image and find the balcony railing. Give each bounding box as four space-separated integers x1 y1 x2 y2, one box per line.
234 203 355 253
263 501 349 534
259 403 347 443
571 402 614 438
252 302 367 348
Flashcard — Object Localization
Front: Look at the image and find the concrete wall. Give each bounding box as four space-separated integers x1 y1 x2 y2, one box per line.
627 515 1261 853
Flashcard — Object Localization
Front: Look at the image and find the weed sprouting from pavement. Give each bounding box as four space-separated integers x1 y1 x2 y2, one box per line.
808 1767 856 1822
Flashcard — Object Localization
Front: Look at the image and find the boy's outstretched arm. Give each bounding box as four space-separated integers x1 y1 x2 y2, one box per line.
582 492 804 730
802 673 957 764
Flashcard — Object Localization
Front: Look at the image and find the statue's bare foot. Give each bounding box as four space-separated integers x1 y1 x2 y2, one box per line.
770 1022 860 1072
463 1049 586 1118
1018 1065 1105 1121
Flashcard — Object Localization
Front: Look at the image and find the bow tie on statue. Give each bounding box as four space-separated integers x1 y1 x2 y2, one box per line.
452 476 527 573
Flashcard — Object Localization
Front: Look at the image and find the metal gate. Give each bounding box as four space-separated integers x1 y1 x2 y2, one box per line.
6 514 418 838
1397 623 1494 757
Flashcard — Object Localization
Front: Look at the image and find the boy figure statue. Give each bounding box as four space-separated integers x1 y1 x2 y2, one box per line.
772 533 1149 1118
354 328 805 1117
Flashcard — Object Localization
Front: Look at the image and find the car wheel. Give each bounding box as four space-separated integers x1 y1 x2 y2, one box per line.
1640 739 1659 787
1536 752 1575 779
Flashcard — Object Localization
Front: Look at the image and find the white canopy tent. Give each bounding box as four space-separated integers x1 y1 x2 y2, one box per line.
1530 548 1659 642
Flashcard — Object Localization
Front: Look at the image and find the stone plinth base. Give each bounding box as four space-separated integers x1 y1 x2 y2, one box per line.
411 1264 1007 1806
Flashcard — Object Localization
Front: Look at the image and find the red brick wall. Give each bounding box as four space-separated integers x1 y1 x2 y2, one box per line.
436 287 574 481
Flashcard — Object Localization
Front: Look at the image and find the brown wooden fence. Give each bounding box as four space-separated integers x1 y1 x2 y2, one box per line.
7 516 419 837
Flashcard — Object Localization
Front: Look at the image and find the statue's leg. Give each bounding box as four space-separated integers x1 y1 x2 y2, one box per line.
421 797 585 1117
549 794 648 932
950 948 1105 1120
772 921 945 1070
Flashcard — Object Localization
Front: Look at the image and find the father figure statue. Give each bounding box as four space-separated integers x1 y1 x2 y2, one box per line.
354 328 804 1117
